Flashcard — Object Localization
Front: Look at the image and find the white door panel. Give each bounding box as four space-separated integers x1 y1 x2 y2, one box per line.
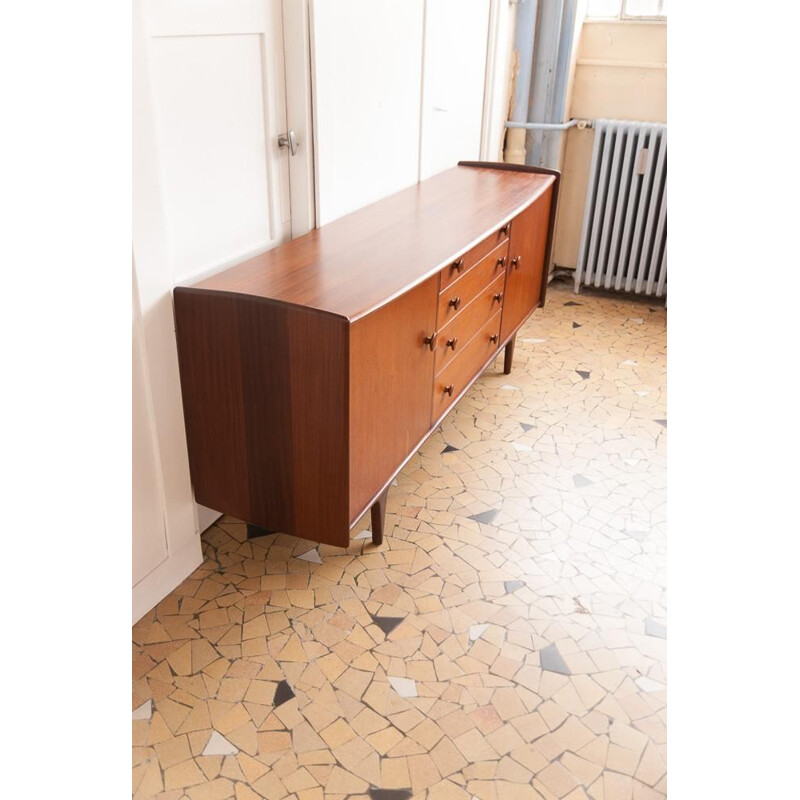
143 0 291 283
420 0 490 180
311 0 424 225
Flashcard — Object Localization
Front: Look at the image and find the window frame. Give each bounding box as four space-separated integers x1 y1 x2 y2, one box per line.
585 0 667 22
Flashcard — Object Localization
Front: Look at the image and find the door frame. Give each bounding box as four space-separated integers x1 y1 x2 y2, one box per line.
282 0 316 237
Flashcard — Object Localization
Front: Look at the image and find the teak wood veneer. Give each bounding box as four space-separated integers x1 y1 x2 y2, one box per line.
174 162 560 548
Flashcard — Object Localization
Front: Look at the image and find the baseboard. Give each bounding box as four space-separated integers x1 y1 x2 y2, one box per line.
196 503 222 533
132 535 203 624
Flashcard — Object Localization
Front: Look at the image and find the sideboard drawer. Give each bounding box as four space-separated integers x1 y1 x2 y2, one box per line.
440 223 511 291
435 272 506 373
437 241 509 327
432 309 502 422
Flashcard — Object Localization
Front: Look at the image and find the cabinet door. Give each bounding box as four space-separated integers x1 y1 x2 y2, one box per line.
500 186 553 342
349 276 439 521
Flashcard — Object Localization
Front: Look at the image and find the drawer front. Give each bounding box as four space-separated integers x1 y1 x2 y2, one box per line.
432 309 502 422
438 240 509 327
435 272 506 373
439 223 511 291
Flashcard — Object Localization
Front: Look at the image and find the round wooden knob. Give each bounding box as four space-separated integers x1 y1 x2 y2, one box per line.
444 384 454 396
489 333 499 343
493 292 503 303
451 258 464 273
449 296 461 310
446 338 458 350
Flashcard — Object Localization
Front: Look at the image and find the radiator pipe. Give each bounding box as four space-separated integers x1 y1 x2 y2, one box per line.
505 119 594 131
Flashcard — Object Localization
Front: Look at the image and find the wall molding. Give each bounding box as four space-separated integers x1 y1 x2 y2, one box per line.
577 58 666 69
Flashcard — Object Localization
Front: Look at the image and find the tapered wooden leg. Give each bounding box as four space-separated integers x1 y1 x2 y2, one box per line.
503 335 516 375
370 487 389 546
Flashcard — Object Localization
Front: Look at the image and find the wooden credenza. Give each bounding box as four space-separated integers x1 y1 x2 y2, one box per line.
174 162 560 548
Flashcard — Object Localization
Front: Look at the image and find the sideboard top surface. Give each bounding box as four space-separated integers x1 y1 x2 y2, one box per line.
182 165 556 322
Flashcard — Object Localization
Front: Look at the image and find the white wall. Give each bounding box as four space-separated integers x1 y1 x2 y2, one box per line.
311 0 512 225
554 19 667 268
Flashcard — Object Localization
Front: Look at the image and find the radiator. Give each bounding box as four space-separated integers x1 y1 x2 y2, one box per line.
574 119 667 297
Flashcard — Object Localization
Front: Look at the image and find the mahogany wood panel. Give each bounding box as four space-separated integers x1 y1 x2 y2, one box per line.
439 225 510 292
174 289 351 547
437 241 508 329
500 186 553 343
435 272 506 373
432 310 502 422
185 166 555 322
348 277 438 522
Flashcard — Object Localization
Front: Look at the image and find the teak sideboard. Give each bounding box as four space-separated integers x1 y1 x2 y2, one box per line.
174 162 560 548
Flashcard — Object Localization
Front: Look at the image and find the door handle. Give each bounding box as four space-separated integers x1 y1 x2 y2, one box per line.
278 129 298 156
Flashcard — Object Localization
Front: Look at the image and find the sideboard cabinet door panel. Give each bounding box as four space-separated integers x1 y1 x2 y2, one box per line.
501 185 553 342
349 277 439 521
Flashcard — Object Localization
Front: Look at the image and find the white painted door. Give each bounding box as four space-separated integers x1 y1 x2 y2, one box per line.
419 0 491 180
133 0 301 621
141 0 293 281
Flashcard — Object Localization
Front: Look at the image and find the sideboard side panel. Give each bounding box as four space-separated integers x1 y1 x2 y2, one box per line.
174 289 252 520
348 277 439 522
174 289 350 547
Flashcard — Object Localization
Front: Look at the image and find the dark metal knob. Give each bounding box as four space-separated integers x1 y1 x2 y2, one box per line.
512 256 522 270
493 292 503 303
444 384 454 396
423 333 436 351
500 222 511 236
496 256 506 269
449 296 461 310
489 333 499 344
446 338 458 350
451 258 464 273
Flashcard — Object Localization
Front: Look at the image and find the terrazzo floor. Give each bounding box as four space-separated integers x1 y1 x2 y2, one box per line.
133 280 667 800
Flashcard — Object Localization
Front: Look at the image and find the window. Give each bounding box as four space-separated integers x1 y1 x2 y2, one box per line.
586 0 667 20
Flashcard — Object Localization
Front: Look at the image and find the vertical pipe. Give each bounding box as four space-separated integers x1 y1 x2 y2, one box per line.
511 0 538 124
574 119 604 291
527 0 563 166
